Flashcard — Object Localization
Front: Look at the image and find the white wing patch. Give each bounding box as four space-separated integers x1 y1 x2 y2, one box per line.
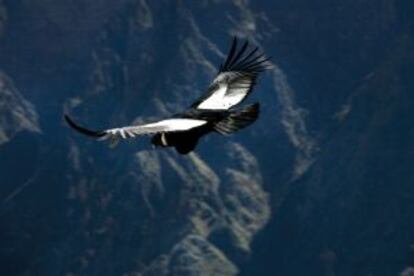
101 118 207 142
196 73 254 110
197 84 228 110
192 38 270 111
142 118 207 131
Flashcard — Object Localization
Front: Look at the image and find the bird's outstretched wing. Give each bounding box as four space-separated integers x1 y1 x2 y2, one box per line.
64 115 206 146
192 37 271 110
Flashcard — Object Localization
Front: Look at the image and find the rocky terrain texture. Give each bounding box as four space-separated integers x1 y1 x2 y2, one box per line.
0 1 413 275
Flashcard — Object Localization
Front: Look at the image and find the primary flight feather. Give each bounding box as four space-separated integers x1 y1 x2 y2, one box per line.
65 37 270 154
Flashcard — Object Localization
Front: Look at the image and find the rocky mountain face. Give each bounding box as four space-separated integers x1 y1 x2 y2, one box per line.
0 1 413 275
0 72 40 144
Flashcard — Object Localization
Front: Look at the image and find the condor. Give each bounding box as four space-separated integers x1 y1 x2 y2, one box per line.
65 38 270 154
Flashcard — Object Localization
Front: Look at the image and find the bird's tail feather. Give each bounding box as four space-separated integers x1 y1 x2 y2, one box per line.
214 103 260 135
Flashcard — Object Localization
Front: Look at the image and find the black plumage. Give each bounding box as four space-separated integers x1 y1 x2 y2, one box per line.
65 37 270 154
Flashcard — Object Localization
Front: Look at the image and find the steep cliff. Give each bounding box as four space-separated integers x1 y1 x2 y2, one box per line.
1 1 413 275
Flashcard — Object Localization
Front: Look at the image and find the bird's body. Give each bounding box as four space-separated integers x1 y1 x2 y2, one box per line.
65 37 270 154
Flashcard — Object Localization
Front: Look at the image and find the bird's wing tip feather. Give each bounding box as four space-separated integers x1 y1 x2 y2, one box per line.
220 37 270 74
64 114 106 138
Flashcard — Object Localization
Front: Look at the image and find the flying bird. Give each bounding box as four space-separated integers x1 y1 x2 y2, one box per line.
65 37 270 154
